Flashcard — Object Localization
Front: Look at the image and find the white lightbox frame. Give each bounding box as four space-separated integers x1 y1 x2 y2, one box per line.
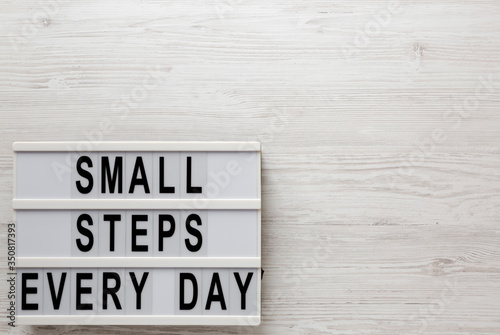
13 141 261 326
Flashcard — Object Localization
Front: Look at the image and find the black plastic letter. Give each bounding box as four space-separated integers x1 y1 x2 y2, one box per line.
21 273 38 311
205 273 227 310
159 157 175 193
234 272 254 310
47 272 67 310
186 156 202 193
185 214 202 252
131 214 148 252
129 157 150 194
76 156 93 194
76 214 94 252
159 214 175 252
103 272 122 310
179 273 198 310
129 272 149 310
103 214 121 252
101 156 123 194
76 273 93 310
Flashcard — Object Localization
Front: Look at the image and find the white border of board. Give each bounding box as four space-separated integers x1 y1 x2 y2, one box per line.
13 199 260 210
18 315 261 326
17 257 261 268
13 141 260 152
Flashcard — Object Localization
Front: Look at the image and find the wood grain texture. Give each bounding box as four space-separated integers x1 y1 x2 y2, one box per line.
1 0 499 334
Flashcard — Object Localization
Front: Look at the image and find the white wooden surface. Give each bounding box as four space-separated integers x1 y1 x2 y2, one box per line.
1 1 499 334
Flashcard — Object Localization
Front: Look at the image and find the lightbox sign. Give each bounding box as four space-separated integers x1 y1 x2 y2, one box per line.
13 142 261 326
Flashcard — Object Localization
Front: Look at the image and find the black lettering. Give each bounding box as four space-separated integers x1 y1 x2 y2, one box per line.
159 157 175 193
76 214 94 252
234 272 253 310
103 214 121 252
76 273 93 310
132 214 148 252
76 156 93 194
21 273 38 311
47 272 67 310
102 272 122 310
185 214 202 252
180 273 198 310
101 156 123 193
129 272 149 310
129 157 150 194
205 273 226 310
159 214 175 252
186 156 202 193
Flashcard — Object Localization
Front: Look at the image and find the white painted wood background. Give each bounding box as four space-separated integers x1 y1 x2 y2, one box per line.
1 0 499 334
